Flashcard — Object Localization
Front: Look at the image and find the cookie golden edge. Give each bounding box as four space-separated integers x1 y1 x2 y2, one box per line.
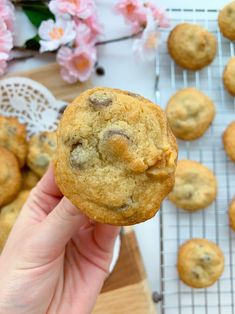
0 116 27 168
218 1 235 41
0 147 22 207
177 238 225 288
223 121 235 162
223 57 235 96
168 160 217 212
54 87 178 226
0 190 30 252
166 88 215 140
229 198 235 231
167 23 217 71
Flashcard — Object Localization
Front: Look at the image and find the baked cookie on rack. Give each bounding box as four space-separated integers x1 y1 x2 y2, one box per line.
228 198 235 231
177 238 224 288
223 57 235 96
0 116 27 168
166 88 215 140
0 147 21 207
27 131 57 177
223 121 235 162
55 87 178 226
167 23 217 71
0 190 29 252
218 1 235 41
168 160 217 211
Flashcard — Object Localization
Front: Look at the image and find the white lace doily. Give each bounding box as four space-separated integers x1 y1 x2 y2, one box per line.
0 77 66 137
0 76 121 272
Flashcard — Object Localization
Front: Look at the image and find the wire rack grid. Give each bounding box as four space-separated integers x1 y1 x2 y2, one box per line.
156 8 235 314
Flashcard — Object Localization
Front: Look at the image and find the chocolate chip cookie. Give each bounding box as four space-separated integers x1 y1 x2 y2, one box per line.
168 23 217 71
0 116 27 168
0 190 29 252
166 88 215 140
0 147 21 207
27 131 57 177
55 88 178 225
223 121 235 162
218 1 235 41
168 160 217 211
178 238 224 288
229 197 235 231
223 57 235 96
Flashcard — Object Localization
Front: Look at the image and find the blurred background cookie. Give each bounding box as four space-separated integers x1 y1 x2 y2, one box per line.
0 116 27 168
168 160 217 211
27 131 57 177
223 57 235 96
223 121 235 162
177 238 224 288
55 88 178 226
0 190 29 252
0 147 21 207
167 23 217 71
166 88 215 140
218 1 235 41
21 167 40 190
229 198 235 231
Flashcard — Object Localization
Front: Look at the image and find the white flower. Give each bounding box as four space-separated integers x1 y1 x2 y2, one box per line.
133 10 160 61
39 18 76 53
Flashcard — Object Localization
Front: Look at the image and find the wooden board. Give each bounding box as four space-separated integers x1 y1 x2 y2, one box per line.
7 64 156 314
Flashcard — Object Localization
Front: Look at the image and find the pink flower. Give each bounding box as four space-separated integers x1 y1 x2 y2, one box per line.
84 13 103 40
0 18 13 75
145 3 169 28
0 0 15 33
49 0 95 19
74 14 102 46
57 45 96 83
115 0 147 31
133 11 160 61
74 20 93 46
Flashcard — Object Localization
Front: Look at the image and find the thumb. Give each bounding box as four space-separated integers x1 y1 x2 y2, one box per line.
38 197 87 254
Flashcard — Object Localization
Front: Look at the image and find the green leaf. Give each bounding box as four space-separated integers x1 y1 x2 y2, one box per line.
22 1 55 28
25 35 40 50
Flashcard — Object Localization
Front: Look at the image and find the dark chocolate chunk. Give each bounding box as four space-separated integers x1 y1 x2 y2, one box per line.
89 92 113 107
105 129 130 141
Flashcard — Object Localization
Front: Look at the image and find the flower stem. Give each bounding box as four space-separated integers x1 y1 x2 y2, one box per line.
10 30 143 62
95 30 143 46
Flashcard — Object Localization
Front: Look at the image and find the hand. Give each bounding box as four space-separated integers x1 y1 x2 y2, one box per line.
0 165 120 314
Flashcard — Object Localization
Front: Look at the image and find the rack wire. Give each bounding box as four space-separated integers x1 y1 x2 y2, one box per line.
156 8 235 314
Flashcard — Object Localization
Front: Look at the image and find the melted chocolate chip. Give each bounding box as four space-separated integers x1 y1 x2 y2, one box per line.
7 126 17 135
106 129 130 140
36 155 49 167
39 133 47 142
192 270 200 279
127 91 141 99
89 92 113 107
48 140 56 148
199 254 212 264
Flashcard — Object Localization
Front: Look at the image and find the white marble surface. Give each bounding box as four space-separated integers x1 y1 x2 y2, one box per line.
8 0 230 305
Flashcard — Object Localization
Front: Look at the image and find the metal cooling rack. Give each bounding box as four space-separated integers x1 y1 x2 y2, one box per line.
155 8 235 314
